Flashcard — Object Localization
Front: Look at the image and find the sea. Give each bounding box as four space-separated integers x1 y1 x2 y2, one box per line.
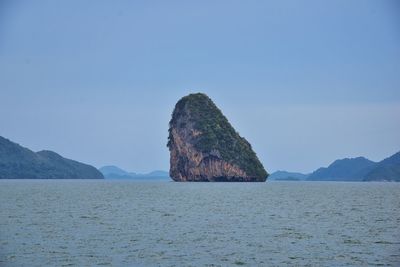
0 180 399 266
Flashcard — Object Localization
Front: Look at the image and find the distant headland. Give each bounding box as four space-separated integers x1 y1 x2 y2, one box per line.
269 152 400 182
0 136 103 179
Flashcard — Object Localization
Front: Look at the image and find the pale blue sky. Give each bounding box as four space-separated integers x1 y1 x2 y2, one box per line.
0 0 399 173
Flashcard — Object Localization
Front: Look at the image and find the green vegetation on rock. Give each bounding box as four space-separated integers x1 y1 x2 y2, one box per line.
168 93 267 179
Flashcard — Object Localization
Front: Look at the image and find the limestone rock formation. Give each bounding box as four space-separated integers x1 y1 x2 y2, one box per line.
167 93 268 182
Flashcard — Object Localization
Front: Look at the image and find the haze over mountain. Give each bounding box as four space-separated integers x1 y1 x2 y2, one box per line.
99 165 132 177
99 166 171 181
268 171 308 181
0 136 103 179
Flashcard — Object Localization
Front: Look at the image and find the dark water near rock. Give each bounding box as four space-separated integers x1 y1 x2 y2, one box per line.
0 180 399 266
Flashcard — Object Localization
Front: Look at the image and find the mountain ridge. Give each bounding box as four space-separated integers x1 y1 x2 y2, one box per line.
307 157 376 181
363 152 400 181
0 136 103 179
270 151 399 182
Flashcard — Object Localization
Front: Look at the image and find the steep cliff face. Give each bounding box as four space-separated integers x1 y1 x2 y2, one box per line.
167 93 268 182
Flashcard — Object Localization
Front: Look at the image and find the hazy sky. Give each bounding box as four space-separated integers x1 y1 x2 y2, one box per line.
0 0 399 173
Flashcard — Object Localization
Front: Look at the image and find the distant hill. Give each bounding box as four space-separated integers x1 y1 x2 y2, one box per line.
271 151 400 182
307 157 376 181
363 152 400 182
268 171 308 181
99 166 171 181
305 152 400 182
99 165 134 177
0 136 103 179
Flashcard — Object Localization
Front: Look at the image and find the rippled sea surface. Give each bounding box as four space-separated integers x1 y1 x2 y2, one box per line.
0 180 399 266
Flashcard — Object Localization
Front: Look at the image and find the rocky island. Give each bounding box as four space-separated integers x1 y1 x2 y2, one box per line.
167 93 268 182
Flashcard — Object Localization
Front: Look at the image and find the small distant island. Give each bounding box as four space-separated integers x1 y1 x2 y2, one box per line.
269 151 400 182
99 166 171 181
0 136 103 179
167 93 268 182
268 171 308 181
